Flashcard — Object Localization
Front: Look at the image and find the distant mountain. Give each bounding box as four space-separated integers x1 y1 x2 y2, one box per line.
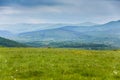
0 22 98 33
0 23 54 33
0 23 69 33
84 20 120 38
18 28 90 42
0 20 120 48
14 20 120 48
0 37 27 47
0 30 15 38
58 20 120 46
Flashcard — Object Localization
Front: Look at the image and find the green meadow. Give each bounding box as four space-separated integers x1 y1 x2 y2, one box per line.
0 48 120 80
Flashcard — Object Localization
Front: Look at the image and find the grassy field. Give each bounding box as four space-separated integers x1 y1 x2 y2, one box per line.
0 48 120 80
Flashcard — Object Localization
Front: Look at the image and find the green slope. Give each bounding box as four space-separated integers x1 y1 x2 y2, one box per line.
0 37 27 47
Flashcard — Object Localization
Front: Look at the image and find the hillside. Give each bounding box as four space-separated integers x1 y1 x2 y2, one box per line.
0 37 27 47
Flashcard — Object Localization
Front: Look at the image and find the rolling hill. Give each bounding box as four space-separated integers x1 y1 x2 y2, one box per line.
0 37 27 47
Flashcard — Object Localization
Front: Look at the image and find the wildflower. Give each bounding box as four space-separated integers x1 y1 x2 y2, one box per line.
16 70 18 72
113 70 118 75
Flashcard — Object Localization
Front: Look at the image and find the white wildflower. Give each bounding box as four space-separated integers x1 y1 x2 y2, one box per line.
113 70 118 75
16 70 18 72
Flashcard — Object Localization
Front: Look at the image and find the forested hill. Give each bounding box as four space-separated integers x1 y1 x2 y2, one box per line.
0 37 27 47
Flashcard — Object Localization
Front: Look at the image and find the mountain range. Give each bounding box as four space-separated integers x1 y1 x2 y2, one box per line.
0 20 120 48
0 22 97 33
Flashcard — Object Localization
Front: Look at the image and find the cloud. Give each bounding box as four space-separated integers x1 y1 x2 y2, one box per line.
106 0 120 1
25 18 46 24
0 0 120 24
0 14 46 24
0 0 63 7
0 7 21 15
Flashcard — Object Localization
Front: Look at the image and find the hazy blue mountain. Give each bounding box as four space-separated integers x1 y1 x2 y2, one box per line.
0 23 70 33
84 20 120 38
0 23 55 33
0 20 120 48
0 22 98 33
0 37 27 47
58 20 120 35
15 20 120 48
59 20 120 46
18 28 90 42
0 30 15 38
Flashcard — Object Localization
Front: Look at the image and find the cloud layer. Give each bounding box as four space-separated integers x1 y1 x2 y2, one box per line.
0 0 120 24
0 0 62 7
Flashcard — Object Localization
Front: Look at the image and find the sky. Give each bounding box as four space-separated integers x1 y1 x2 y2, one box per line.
0 0 120 24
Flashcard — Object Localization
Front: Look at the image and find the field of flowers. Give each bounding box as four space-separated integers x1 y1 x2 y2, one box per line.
0 48 120 80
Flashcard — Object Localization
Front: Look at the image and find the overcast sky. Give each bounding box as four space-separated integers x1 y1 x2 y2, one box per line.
0 0 120 24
